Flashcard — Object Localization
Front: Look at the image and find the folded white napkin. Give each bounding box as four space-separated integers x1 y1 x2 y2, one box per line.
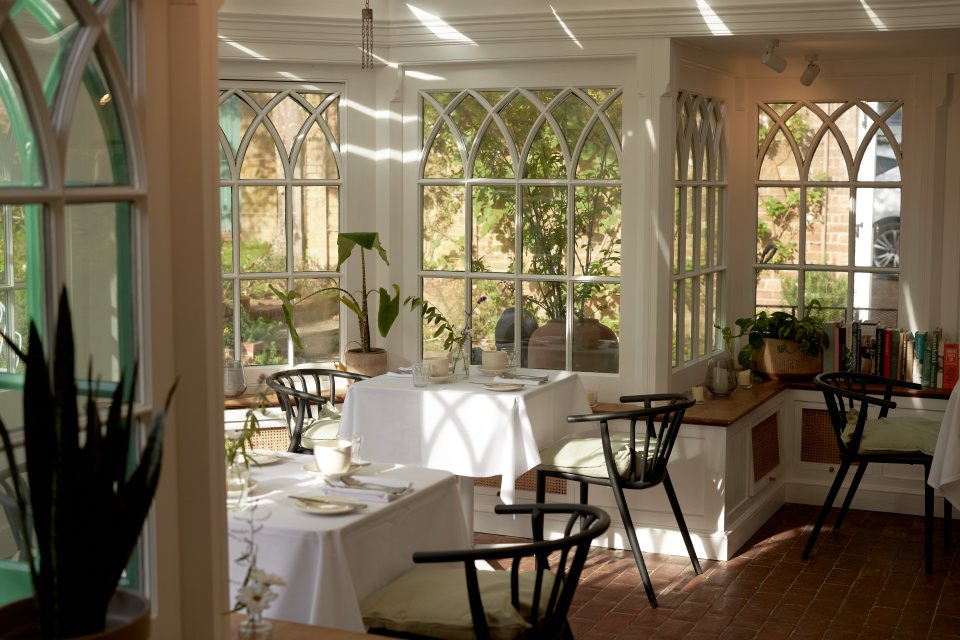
493 375 543 386
386 367 413 378
318 475 413 503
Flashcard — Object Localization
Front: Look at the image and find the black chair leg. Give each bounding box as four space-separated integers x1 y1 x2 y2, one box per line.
945 499 952 553
578 482 590 532
834 462 868 531
535 471 547 504
663 472 702 575
608 481 658 607
802 460 851 560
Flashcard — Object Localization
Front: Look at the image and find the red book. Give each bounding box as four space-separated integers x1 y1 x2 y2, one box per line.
882 328 893 377
944 342 959 390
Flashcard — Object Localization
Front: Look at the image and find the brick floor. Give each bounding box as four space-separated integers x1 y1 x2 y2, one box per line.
475 504 960 639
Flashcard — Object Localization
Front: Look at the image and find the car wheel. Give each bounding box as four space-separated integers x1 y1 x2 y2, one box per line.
872 218 900 268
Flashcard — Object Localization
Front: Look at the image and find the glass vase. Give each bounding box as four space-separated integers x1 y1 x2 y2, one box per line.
237 610 272 638
450 343 468 380
705 353 737 396
226 457 251 511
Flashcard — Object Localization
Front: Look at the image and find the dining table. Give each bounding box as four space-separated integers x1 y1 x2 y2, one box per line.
226 454 469 632
337 366 592 529
930 383 960 508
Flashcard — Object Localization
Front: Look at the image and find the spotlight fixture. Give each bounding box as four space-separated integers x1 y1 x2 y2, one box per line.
762 39 787 73
800 55 820 86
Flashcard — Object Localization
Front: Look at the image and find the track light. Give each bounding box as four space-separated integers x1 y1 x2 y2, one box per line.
800 55 820 86
762 39 787 73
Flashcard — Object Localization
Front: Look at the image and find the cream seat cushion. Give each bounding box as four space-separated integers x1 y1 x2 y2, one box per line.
300 403 341 448
361 565 555 640
538 434 657 479
843 416 940 455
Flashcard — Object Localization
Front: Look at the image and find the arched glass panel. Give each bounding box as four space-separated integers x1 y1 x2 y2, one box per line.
240 122 284 179
551 93 591 156
10 0 79 106
270 95 310 159
473 123 514 178
523 120 565 179
0 45 42 187
295 121 338 179
423 121 464 179
65 57 130 186
450 93 485 157
576 120 619 180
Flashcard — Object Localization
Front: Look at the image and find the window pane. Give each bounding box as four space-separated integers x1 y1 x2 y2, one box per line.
450 93 485 157
239 186 285 273
239 279 287 365
421 277 465 358
805 187 850 266
695 275 706 358
220 94 257 159
0 44 43 187
757 187 800 264
291 186 338 272
853 273 898 326
576 120 620 180
803 271 847 322
855 187 900 268
422 186 465 271
222 280 235 360
473 123 514 178
525 281 565 371
756 269 799 312
240 121 284 179
574 187 621 277
759 127 800 181
65 57 130 186
683 278 692 363
270 95 310 158
291 277 339 364
522 186 566 277
472 186 515 273
65 203 127 382
572 283 619 373
11 0 79 107
295 120 339 179
673 188 681 274
469 279 515 360
221 186 233 274
524 120 566 179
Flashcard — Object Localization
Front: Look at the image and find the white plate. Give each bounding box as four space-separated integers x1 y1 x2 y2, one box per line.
477 366 507 376
429 375 451 384
291 497 360 515
302 460 363 480
249 452 283 466
482 383 525 392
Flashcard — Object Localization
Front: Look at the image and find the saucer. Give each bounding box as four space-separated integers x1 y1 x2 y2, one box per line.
291 495 362 515
477 366 507 376
302 460 362 480
482 383 524 392
429 375 451 384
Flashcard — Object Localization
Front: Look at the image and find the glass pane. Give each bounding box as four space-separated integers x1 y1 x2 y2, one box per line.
219 141 232 179
479 91 508 108
291 277 339 364
885 105 903 146
786 106 822 162
472 186 515 273
683 278 692 362
696 275 706 358
469 280 514 359
576 120 619 180
853 273 898 327
673 188 681 274
295 121 339 179
11 205 27 284
699 188 708 269
240 122 284 179
685 188 694 271
522 186 566 280
303 92 328 110
524 120 566 178
837 105 869 165
672 280 679 367
222 280 234 360
220 186 233 274
239 279 287 365
574 187 621 277
759 128 800 181
524 281 565 370
755 269 799 312
858 128 900 182
421 277 465 358
423 121 463 179
500 94 539 152
11 0 79 106
449 93 485 156
106 0 129 79
473 123 514 178
552 93 591 155
291 186 338 271
807 130 849 182
586 88 615 106
430 92 459 109
534 90 560 107
713 187 724 267
248 91 277 108
0 287 27 373
0 44 43 186
270 95 310 159
573 283 619 373
854 188 900 268
322 97 340 143
64 203 126 382
219 94 256 158
239 186 285 273
804 271 847 321
712 272 722 352
422 99 441 147
422 185 464 271
805 187 850 266
757 187 801 264
65 57 130 186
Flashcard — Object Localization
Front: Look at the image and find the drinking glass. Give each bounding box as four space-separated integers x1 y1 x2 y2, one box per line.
412 361 430 387
502 348 520 370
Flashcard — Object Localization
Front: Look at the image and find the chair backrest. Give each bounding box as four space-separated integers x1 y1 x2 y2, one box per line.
0 464 30 560
265 368 368 453
413 503 610 640
813 371 914 457
570 393 695 487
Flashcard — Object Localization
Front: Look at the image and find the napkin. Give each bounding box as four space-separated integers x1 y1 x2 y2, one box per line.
493 375 543 386
386 367 413 378
318 475 413 503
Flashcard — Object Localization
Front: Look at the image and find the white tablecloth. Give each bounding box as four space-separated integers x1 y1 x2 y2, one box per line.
339 367 592 503
227 455 469 631
930 385 960 507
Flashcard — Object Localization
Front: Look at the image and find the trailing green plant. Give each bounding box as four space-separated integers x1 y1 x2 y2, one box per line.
271 232 401 353
717 299 831 371
0 289 176 638
404 295 487 351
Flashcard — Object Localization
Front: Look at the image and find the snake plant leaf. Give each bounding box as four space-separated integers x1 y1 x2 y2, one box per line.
377 285 400 338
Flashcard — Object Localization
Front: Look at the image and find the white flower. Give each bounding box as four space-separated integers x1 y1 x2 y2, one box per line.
251 568 287 587
236 578 279 614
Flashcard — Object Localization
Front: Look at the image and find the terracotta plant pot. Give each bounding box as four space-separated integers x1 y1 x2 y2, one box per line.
754 338 822 380
0 589 150 639
343 348 389 377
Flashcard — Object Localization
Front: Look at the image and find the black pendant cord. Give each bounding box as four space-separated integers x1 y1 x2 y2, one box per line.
362 0 373 68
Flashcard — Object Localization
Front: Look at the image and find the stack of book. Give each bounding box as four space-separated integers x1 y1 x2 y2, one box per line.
827 322 958 390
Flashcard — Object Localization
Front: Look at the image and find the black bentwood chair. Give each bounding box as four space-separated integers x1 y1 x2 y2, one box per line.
361 503 610 640
265 368 367 454
536 394 700 608
804 371 952 573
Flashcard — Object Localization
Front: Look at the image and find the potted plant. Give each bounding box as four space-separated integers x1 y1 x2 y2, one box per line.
719 299 831 380
0 290 175 638
271 232 401 376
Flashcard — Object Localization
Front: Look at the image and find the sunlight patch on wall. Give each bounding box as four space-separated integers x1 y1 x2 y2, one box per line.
696 0 732 36
218 35 269 61
860 0 888 30
550 5 583 50
407 4 477 45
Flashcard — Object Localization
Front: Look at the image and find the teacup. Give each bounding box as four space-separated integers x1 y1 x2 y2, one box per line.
425 357 449 377
482 350 508 371
314 438 352 475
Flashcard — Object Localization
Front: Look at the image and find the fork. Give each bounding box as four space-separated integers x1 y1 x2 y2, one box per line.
328 476 410 495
